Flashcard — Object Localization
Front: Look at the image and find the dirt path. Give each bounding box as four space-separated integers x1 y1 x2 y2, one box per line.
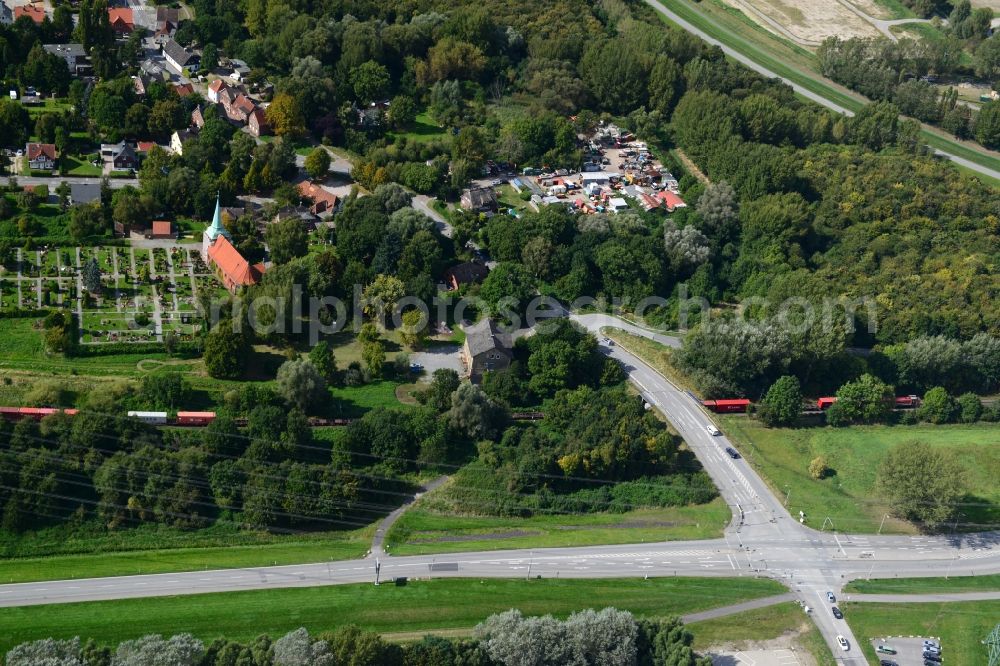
674 148 710 185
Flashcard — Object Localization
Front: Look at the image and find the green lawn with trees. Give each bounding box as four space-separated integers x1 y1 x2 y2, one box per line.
0 576 785 653
720 418 1000 533
844 599 999 665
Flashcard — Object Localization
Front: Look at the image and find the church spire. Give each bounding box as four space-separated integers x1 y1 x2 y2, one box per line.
204 193 231 241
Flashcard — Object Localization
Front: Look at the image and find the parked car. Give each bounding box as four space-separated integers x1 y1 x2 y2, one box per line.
876 646 897 654
831 606 843 619
837 636 849 651
879 661 897 666
923 653 941 663
725 447 740 459
923 640 940 650
827 592 836 603
706 425 720 436
409 363 423 372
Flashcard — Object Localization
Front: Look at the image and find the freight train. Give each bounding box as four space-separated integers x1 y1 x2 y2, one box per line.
0 408 547 426
702 395 923 414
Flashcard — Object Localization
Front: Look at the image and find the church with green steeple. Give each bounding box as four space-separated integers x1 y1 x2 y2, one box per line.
201 195 232 262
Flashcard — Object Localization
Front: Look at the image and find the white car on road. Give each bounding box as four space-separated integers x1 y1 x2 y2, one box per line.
837 636 849 651
706 424 720 436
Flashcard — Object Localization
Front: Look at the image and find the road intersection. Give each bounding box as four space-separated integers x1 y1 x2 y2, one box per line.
1 318 998 664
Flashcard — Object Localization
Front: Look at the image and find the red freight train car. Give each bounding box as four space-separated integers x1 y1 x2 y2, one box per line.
817 397 837 410
894 395 921 409
176 411 216 426
702 399 751 413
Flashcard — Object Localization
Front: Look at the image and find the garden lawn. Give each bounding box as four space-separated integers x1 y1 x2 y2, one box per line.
389 112 448 142
720 418 1000 534
0 576 785 653
844 599 999 665
61 155 102 177
844 573 1000 594
689 601 834 666
385 498 731 555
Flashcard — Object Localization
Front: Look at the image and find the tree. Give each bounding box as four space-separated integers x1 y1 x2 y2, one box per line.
5 637 82 666
362 274 405 324
55 181 71 211
758 375 802 427
112 634 205 666
418 369 460 412
957 392 982 423
663 221 710 270
808 455 830 480
696 180 739 233
139 374 191 409
201 43 218 72
917 387 957 424
266 92 305 137
479 263 536 317
276 358 327 411
976 100 1000 149
265 218 308 265
350 60 390 104
82 257 102 293
447 383 506 440
834 374 893 424
308 341 337 382
877 441 966 528
974 34 1000 80
362 340 386 377
372 182 412 213
387 94 417 129
303 147 330 179
204 322 248 379
400 309 428 349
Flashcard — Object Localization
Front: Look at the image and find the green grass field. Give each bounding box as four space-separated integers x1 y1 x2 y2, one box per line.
689 601 834 665
844 573 1000 594
389 112 449 143
0 531 371 584
61 155 102 177
0 576 786 653
720 419 1000 533
844 599 998 665
385 498 730 556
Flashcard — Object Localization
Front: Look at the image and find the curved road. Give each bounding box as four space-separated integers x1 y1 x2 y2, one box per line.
643 0 1000 182
3 316 1000 665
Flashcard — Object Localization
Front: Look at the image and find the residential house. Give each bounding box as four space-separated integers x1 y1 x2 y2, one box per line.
271 205 318 231
163 39 199 75
461 318 512 383
155 6 178 36
460 187 498 213
14 3 45 23
203 198 264 292
247 106 269 137
608 197 629 213
43 44 91 76
108 7 133 38
0 1 12 25
69 183 101 205
191 104 207 129
224 93 256 123
206 78 230 103
133 74 152 96
296 181 338 216
136 141 158 156
101 141 138 171
140 58 167 80
172 82 194 97
170 128 196 155
443 261 489 291
26 143 57 171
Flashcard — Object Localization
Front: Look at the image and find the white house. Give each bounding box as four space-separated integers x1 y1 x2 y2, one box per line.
162 39 199 75
1 1 14 25
608 197 629 213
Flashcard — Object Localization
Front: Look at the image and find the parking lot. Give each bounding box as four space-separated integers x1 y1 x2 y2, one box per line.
869 636 941 665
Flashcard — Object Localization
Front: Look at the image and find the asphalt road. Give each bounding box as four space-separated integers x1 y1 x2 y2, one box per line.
2 316 999 665
642 0 1000 182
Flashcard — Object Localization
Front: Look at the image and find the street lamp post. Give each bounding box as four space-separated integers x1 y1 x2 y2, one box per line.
877 514 889 535
784 485 791 506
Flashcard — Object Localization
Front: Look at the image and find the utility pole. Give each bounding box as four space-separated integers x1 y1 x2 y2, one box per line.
527 551 533 580
784 485 791 506
374 559 381 586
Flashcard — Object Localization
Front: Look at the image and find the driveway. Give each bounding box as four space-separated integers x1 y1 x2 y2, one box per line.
410 344 463 381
